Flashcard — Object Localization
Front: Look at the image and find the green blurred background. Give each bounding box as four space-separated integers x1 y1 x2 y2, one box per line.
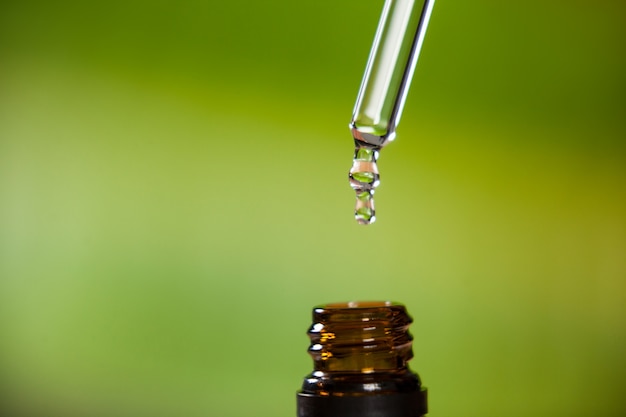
0 0 624 416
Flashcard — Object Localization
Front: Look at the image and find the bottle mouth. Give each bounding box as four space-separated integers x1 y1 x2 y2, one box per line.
320 301 397 309
312 301 411 327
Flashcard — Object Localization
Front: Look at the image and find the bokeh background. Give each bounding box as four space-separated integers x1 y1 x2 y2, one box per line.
1 0 625 416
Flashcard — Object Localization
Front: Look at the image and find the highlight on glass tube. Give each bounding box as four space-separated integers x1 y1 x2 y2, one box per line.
348 0 435 225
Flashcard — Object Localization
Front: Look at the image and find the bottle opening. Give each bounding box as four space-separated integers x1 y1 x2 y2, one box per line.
322 301 395 309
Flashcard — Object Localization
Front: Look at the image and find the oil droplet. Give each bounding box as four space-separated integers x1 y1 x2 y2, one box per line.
349 140 381 225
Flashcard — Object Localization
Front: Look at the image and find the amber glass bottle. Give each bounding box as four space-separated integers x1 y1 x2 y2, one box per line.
297 301 427 417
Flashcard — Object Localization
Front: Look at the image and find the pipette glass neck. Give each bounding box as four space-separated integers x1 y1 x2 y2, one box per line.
350 0 435 147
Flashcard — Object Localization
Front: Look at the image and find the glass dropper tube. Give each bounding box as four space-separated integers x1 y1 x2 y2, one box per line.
348 0 435 225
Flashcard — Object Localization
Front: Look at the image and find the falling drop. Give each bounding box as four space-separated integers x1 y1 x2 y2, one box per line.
349 140 381 225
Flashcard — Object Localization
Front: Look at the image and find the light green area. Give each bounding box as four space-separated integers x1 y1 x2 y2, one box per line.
1 1 625 417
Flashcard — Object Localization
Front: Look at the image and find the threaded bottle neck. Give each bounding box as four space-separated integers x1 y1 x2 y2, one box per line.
297 301 428 417
307 301 414 373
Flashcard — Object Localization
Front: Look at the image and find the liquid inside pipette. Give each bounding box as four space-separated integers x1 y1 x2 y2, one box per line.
348 140 381 225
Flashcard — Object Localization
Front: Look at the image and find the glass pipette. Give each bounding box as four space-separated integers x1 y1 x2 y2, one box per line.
348 0 435 225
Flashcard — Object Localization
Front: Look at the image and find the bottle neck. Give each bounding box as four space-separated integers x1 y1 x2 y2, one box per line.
307 301 414 374
297 301 428 417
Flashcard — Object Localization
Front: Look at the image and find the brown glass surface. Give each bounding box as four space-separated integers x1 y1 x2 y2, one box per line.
300 301 424 396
